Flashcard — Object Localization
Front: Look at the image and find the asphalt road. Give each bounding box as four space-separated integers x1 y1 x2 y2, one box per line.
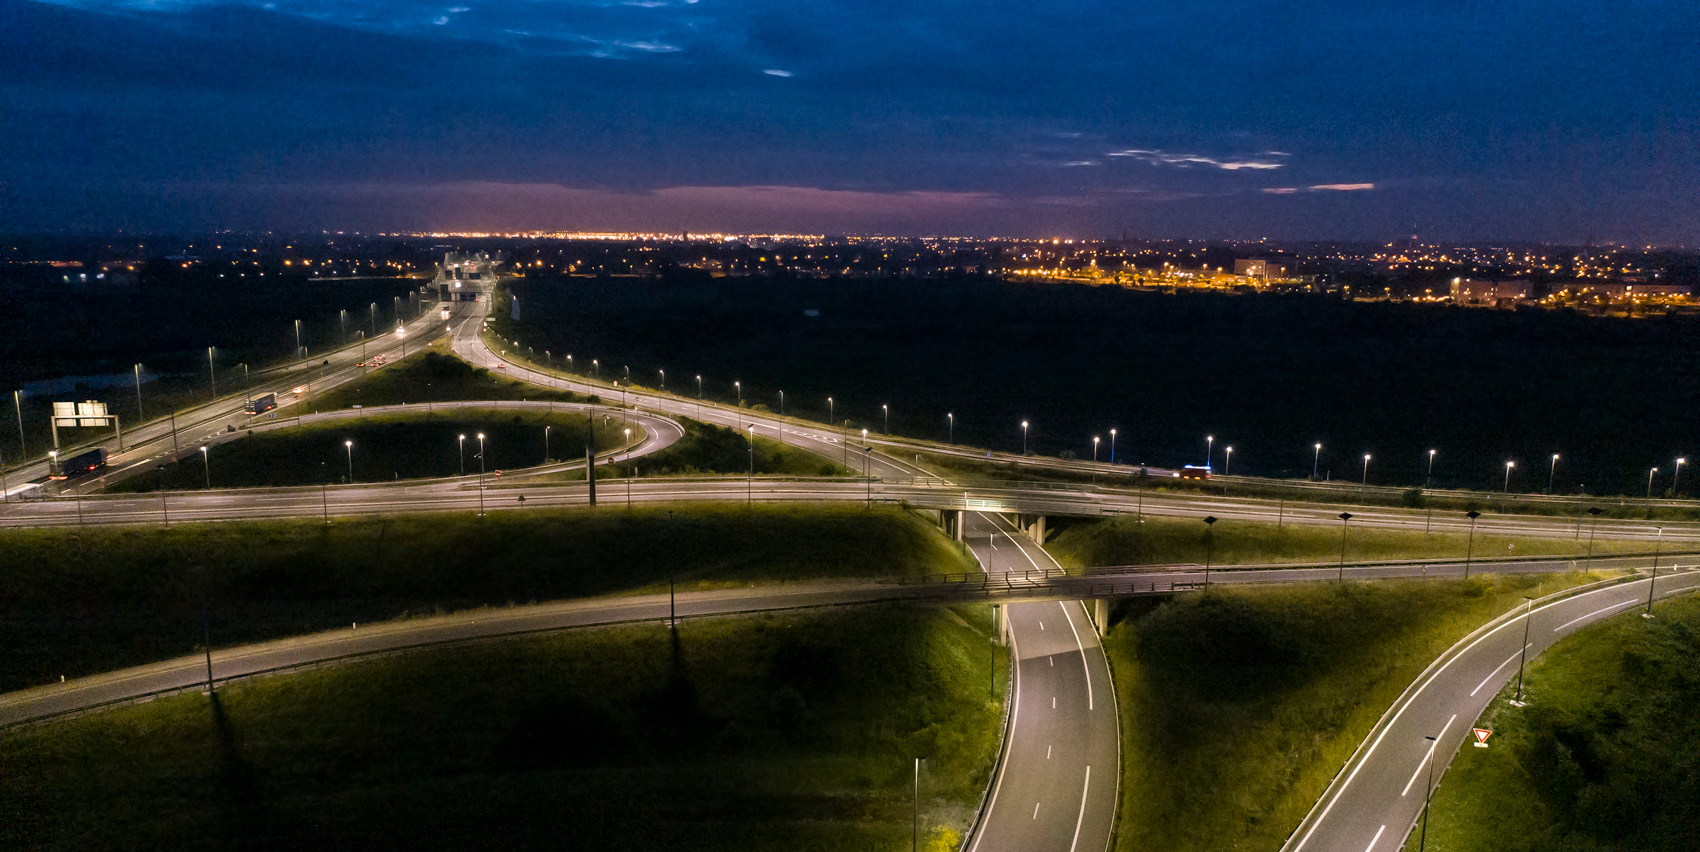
1282 568 1700 852
963 511 1118 852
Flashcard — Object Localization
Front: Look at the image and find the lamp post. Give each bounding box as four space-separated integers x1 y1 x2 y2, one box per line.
1464 510 1481 579
1512 596 1535 704
1203 516 1218 586
369 302 377 339
625 428 633 507
134 363 145 422
865 446 874 506
340 309 348 342
1646 466 1658 503
1504 460 1515 493
734 381 742 430
1548 454 1560 494
696 375 703 416
948 412 954 445
747 425 755 505
200 445 210 489
1224 446 1233 476
1645 526 1664 617
1675 457 1687 497
1585 507 1602 564
882 404 889 434
1361 453 1371 486
1337 512 1352 583
1109 428 1116 464
294 319 303 360
458 434 466 477
593 359 600 379
207 346 217 398
1021 420 1029 456
1093 436 1100 465
544 425 551 463
658 369 665 390
778 390 784 416
344 440 354 483
477 433 486 515
1312 443 1321 480
1205 434 1214 468
1427 449 1437 487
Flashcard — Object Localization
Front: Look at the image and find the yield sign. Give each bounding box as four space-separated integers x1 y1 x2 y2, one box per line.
1472 728 1493 747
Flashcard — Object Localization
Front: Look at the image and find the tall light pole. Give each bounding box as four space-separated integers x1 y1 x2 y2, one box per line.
882 404 889 434
1362 453 1371 486
1426 449 1437 486
658 369 665 390
1647 466 1659 503
340 309 348 342
1504 460 1515 492
747 425 756 505
1224 445 1233 476
1109 428 1116 464
369 302 377 339
458 434 466 477
1548 454 1560 494
1644 526 1664 617
1205 434 1214 468
1464 510 1481 579
544 425 551 463
947 412 954 445
294 319 303 360
593 359 600 379
625 428 633 507
477 433 486 515
1093 436 1100 464
200 445 210 489
345 440 354 483
134 363 145 422
1312 443 1321 480
207 346 217 398
1203 515 1218 586
1512 596 1535 704
778 390 785 416
734 381 742 430
1336 512 1353 583
1021 420 1029 456
1674 457 1687 497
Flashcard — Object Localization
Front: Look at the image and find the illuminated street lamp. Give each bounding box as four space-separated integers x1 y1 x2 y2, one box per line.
1426 449 1437 486
1224 445 1233 476
1093 436 1100 464
1109 428 1117 464
778 390 785 416
1312 443 1322 480
207 346 217 398
1205 434 1214 468
544 425 551 463
1362 453 1371 485
947 412 954 445
593 359 600 379
1548 454 1560 494
1647 466 1659 502
882 404 889 434
1504 460 1515 492
477 433 486 515
734 381 742 429
200 445 210 489
458 434 466 477
658 369 665 390
1021 421 1029 456
625 428 633 507
1675 458 1687 497
747 425 756 505
345 440 354 483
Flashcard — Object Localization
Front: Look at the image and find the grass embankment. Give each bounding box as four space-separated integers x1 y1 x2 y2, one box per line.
600 417 851 479
0 606 1008 852
110 408 622 491
1103 573 1623 852
309 348 591 411
1409 594 1700 852
1046 515 1643 570
0 504 974 693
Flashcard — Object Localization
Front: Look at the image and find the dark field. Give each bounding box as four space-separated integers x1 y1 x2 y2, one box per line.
497 275 1700 497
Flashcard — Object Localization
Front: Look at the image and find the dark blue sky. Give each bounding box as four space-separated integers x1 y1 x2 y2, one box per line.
3 0 1696 241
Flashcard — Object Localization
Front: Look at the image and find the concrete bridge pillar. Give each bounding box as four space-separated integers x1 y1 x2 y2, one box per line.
1093 598 1110 637
954 509 966 541
993 604 1009 646
1033 514 1047 545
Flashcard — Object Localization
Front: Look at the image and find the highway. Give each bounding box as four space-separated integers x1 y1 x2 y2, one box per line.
1282 567 1700 852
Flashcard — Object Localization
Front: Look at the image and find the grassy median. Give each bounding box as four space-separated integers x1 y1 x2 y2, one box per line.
0 606 1008 852
0 504 973 693
309 347 590 411
1102 572 1626 852
1407 593 1700 852
1047 515 1643 570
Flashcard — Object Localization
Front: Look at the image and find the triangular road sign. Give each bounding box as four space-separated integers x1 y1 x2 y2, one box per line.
1473 728 1492 747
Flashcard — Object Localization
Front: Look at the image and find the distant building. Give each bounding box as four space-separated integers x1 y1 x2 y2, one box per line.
1548 281 1689 302
1235 259 1286 281
1450 278 1532 306
433 250 505 301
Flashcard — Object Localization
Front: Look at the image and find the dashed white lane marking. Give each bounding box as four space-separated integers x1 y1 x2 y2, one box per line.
1068 765 1092 852
1033 802 1041 819
1401 714 1457 797
1364 824 1386 852
1553 599 1639 632
1049 657 1054 666
1471 647 1529 697
1047 745 1052 759
1052 696 1057 709
1039 622 1045 630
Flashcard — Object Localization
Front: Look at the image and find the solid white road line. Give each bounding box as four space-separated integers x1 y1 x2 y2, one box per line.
1471 647 1528 697
1068 765 1092 852
1060 601 1095 711
1553 599 1639 632
1401 714 1456 797
967 620 1023 852
1033 803 1041 819
1364 824 1386 852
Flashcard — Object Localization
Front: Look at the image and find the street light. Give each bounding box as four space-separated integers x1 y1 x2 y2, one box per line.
1109 428 1116 464
1647 466 1658 501
1205 434 1214 468
1464 510 1481 578
1548 454 1560 494
1675 458 1687 497
1426 449 1437 486
207 346 217 398
544 425 551 463
593 359 600 379
294 319 303 360
458 434 466 477
778 390 784 416
1645 526 1664 617
1512 596 1535 704
948 413 954 445
477 433 486 515
1417 734 1439 852
882 404 888 434
200 445 210 489
658 369 665 390
1224 445 1233 476
1504 460 1515 493
625 428 633 507
1021 420 1029 456
734 381 742 429
1312 443 1322 480
1092 436 1100 464
1337 512 1352 583
747 425 756 505
345 440 354 483
1362 453 1371 488
1203 516 1217 586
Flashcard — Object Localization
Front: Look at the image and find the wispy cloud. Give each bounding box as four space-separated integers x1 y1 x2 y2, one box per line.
1107 149 1286 170
1263 182 1377 194
763 69 794 77
1061 160 1098 167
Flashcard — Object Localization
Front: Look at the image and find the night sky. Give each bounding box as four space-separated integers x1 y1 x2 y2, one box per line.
2 0 1696 241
